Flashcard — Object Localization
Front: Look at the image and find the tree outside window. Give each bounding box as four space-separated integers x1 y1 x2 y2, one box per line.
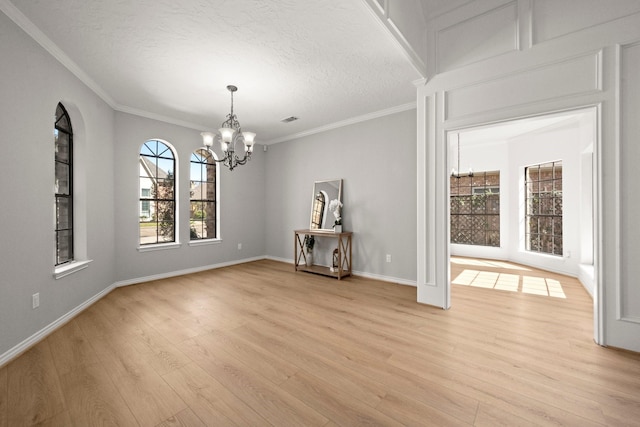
139 140 176 245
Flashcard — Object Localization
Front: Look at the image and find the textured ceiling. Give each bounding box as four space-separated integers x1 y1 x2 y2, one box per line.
5 0 423 143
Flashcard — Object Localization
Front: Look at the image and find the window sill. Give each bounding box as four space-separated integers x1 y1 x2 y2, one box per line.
189 238 222 247
54 259 93 280
137 242 182 253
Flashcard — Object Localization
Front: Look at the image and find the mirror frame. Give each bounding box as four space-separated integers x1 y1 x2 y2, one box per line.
309 179 342 231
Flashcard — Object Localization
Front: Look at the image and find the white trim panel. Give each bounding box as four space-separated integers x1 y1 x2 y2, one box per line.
444 51 602 121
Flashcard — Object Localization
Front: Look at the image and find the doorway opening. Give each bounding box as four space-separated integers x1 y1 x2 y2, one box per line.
447 107 597 320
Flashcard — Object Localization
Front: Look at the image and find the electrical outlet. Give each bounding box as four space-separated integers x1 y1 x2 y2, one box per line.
386 254 392 263
237 243 242 251
32 293 39 309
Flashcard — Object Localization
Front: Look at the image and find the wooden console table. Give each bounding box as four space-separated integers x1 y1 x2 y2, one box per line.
294 229 352 280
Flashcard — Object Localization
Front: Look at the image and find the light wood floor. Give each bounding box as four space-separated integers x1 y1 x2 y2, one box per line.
1 259 639 426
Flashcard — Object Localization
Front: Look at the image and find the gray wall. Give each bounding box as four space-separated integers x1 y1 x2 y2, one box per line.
265 109 417 283
0 6 415 361
0 13 115 356
113 112 267 283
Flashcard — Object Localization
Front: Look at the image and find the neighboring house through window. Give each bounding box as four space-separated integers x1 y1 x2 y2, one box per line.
525 161 563 256
55 103 73 265
139 140 176 245
450 171 500 247
190 149 218 240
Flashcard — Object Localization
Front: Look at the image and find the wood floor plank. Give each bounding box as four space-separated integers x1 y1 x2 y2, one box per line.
231 322 387 408
473 402 540 427
161 362 267 426
280 370 403 426
156 408 207 427
181 334 328 426
57 362 139 426
376 392 474 427
194 329 298 386
6 341 66 425
3 259 639 426
88 332 188 426
0 364 7 427
258 317 481 424
124 324 192 377
388 350 605 427
46 318 102 376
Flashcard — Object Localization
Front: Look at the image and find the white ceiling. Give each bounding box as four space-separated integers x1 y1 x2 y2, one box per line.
3 0 426 143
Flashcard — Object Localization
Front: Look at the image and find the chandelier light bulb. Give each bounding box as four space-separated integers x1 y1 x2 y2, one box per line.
219 127 236 143
242 132 256 151
201 131 215 148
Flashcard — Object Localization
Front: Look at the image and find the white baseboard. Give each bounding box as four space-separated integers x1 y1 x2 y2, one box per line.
0 256 266 367
113 256 267 287
1 255 416 367
264 256 417 287
352 270 417 287
0 283 115 367
578 263 595 298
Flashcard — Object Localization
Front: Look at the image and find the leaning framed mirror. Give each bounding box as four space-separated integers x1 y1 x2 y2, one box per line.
310 179 342 231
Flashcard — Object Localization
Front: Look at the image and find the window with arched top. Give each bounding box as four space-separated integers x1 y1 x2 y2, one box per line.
139 140 176 245
55 103 73 265
311 191 325 229
190 149 219 240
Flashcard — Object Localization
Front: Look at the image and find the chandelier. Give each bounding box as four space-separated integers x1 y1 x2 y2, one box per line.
451 133 473 178
200 85 256 171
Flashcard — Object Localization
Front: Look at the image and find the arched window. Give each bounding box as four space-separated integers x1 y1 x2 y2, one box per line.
311 191 325 229
190 149 218 240
139 140 176 245
55 103 73 265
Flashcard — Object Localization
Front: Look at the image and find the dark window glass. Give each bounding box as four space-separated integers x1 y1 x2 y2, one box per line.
55 103 73 265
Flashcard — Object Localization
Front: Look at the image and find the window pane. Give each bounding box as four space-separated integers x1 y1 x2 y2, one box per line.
55 131 70 162
56 197 71 230
140 222 157 245
190 162 204 182
55 162 70 195
56 230 72 264
190 184 203 201
450 171 500 247
158 222 174 241
55 104 71 132
157 201 174 223
190 222 204 239
157 158 174 175
156 178 174 199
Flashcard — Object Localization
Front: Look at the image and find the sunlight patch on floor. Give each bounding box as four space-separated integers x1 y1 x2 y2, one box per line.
452 269 566 298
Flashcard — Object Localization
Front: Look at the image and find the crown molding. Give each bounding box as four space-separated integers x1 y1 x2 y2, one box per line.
360 0 427 78
0 0 117 109
115 104 207 131
266 102 416 145
1 0 417 143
